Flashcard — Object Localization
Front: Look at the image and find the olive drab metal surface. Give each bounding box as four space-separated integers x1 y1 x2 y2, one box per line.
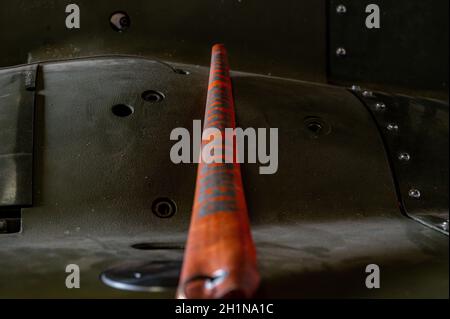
353 89 449 235
0 56 448 297
0 0 448 299
0 1 448 99
328 0 449 98
0 65 37 208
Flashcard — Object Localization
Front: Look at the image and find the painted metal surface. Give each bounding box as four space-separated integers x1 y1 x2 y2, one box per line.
0 65 37 208
328 0 449 99
0 57 447 298
0 0 327 83
1 1 448 99
353 89 449 235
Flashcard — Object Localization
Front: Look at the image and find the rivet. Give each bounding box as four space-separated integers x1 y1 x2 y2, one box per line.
351 85 361 92
336 47 347 57
408 189 421 199
386 123 399 131
362 90 374 97
336 4 347 14
398 152 411 161
375 102 386 111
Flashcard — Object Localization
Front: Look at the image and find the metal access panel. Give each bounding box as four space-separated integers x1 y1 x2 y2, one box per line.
0 0 327 83
353 89 449 235
0 65 37 207
328 0 449 97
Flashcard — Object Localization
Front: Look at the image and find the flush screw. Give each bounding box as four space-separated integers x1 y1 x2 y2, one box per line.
408 189 421 199
336 47 347 57
398 152 411 161
336 4 347 14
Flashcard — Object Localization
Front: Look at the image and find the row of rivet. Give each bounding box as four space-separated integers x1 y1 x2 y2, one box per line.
335 4 347 57
350 85 420 200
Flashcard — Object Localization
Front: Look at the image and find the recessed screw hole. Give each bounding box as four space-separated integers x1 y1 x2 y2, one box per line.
141 90 165 103
112 104 134 117
307 122 323 134
152 197 176 218
110 12 130 32
304 116 330 138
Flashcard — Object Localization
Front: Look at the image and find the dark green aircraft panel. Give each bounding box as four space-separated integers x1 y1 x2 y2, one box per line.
0 0 327 83
0 57 447 298
328 0 449 99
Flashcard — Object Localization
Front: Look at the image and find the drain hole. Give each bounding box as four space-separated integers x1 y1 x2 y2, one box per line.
131 243 184 250
152 198 176 218
112 104 134 117
141 90 165 103
110 11 130 32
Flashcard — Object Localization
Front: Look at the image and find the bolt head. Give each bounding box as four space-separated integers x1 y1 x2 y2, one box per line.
336 4 347 14
408 189 421 199
387 124 399 131
336 47 347 57
398 152 411 161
